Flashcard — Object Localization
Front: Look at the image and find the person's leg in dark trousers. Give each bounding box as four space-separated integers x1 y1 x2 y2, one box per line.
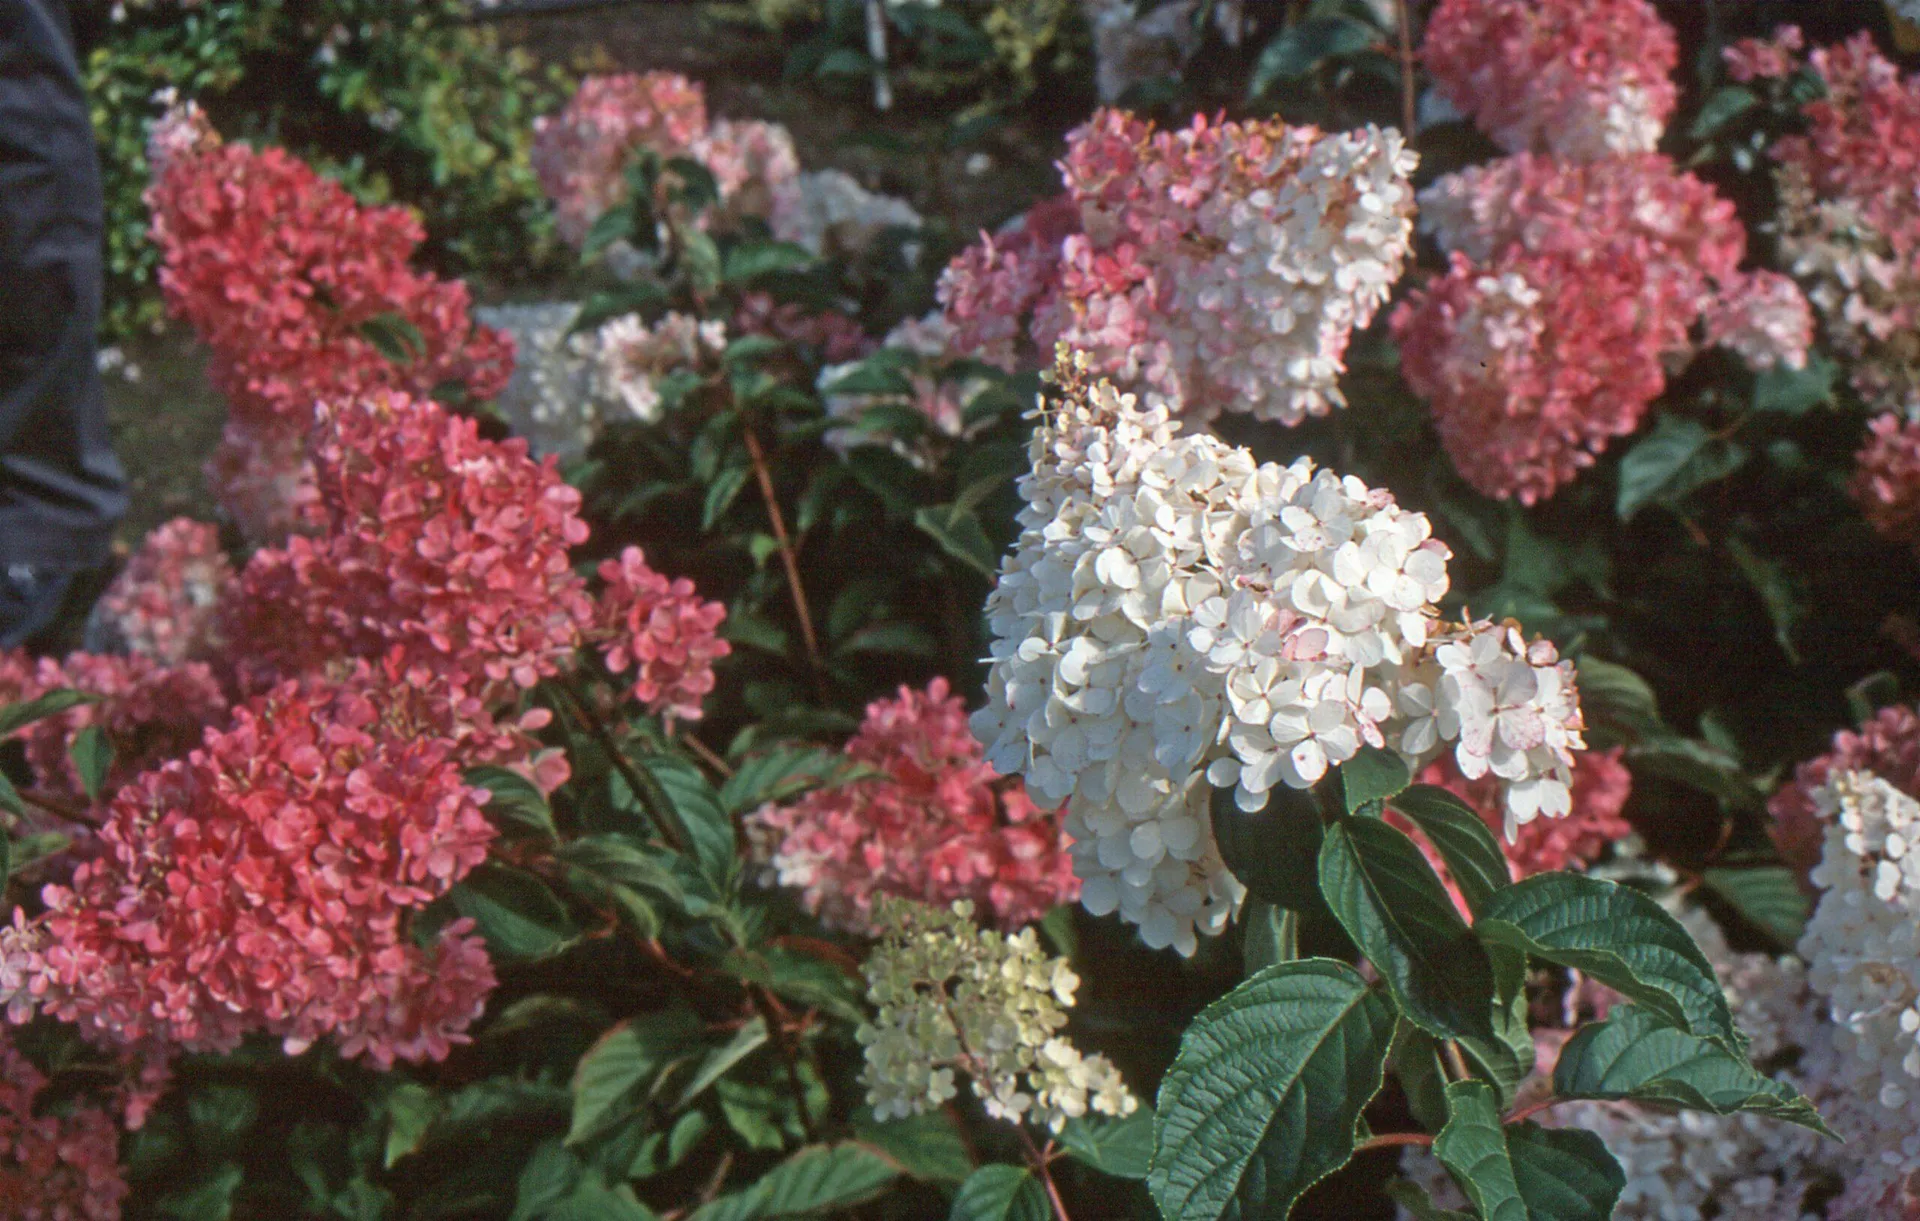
0 0 125 651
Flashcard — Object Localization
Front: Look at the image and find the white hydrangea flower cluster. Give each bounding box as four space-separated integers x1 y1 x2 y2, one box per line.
594 311 728 424
1162 126 1418 426
971 354 1587 954
1703 271 1814 374
473 302 618 461
772 169 922 261
857 898 1137 1133
1803 771 1920 1106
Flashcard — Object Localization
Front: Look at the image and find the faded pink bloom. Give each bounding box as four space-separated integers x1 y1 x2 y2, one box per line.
746 678 1078 932
1723 25 1804 83
96 518 232 665
1704 269 1814 372
532 72 708 246
1422 0 1679 159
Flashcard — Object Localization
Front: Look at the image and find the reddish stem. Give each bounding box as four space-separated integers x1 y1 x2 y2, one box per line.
1355 1131 1436 1153
741 424 825 684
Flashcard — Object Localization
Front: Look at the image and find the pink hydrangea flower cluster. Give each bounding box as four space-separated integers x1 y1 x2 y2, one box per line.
222 392 597 699
1773 35 1920 413
1723 25 1805 83
1702 269 1815 373
0 650 228 810
1770 702 1920 884
1420 0 1678 160
1394 151 1755 503
0 1038 127 1221
0 667 499 1068
1850 413 1920 553
531 73 801 248
595 547 730 726
939 109 1417 424
144 104 512 539
1411 747 1633 878
531 72 709 246
745 678 1078 933
94 518 232 665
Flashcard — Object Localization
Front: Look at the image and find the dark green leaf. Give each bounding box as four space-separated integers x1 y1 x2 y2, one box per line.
1505 1124 1624 1221
0 689 93 738
384 1083 439 1169
914 504 1000 579
1148 959 1394 1221
560 836 691 911
721 945 866 1025
1573 656 1665 746
571 283 669 335
358 312 427 366
703 462 752 529
1385 785 1511 916
950 1165 1050 1221
1616 417 1709 520
835 621 939 658
723 241 816 283
68 724 113 804
641 754 736 891
1552 1006 1833 1134
450 863 579 961
467 766 558 843
1700 866 1809 948
511 1140 582 1221
1211 783 1327 913
721 334 788 368
1243 900 1300 974
851 1109 972 1183
582 204 637 259
568 1008 702 1145
1248 16 1378 96
718 747 841 814
1626 737 1767 811
0 769 20 818
1432 1080 1526 1221
1751 353 1836 415
1318 816 1496 1040
547 1174 660 1221
1476 874 1738 1050
1689 86 1759 139
1058 1109 1154 1180
1390 1024 1451 1134
676 1018 769 1109
1727 536 1803 664
1384 1180 1476 1221
690 1143 900 1221
1341 747 1410 814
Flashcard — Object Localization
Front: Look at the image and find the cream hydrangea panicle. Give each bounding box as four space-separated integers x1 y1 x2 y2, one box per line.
595 311 728 424
971 353 1588 954
857 897 1136 1132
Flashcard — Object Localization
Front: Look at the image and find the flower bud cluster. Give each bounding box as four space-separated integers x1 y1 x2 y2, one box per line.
939 110 1416 424
970 356 1586 953
857 898 1135 1132
746 679 1076 933
94 517 233 665
1421 0 1678 160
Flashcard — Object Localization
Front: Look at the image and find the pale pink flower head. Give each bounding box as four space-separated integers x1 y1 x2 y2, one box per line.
1703 269 1814 373
0 665 500 1068
96 517 233 665
593 546 730 726
745 678 1078 933
691 118 802 227
222 391 597 698
1422 0 1679 159
532 71 709 246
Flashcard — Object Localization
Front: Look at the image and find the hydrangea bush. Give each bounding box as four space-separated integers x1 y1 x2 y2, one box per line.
11 1 1920 1216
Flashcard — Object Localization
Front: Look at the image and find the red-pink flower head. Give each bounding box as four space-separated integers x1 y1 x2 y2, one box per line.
0 666 499 1067
0 1037 127 1221
0 650 229 809
95 517 232 665
1395 154 1746 502
1770 702 1920 883
1422 0 1679 159
532 72 709 246
223 391 596 698
745 678 1079 932
1411 749 1633 879
594 546 731 726
1852 413 1920 554
1723 26 1804 83
145 118 512 435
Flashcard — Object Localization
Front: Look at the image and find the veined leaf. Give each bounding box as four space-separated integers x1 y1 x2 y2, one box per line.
688 1143 900 1221
1341 747 1410 814
1432 1080 1526 1221
1505 1124 1624 1221
1212 783 1327 914
949 1165 1049 1221
1700 866 1809 948
1386 785 1512 916
1058 1109 1154 1180
1319 816 1496 1041
0 689 93 738
1148 959 1394 1221
567 1008 701 1145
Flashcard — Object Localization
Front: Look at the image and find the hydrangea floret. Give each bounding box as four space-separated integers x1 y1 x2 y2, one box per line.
970 352 1587 954
856 897 1135 1132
